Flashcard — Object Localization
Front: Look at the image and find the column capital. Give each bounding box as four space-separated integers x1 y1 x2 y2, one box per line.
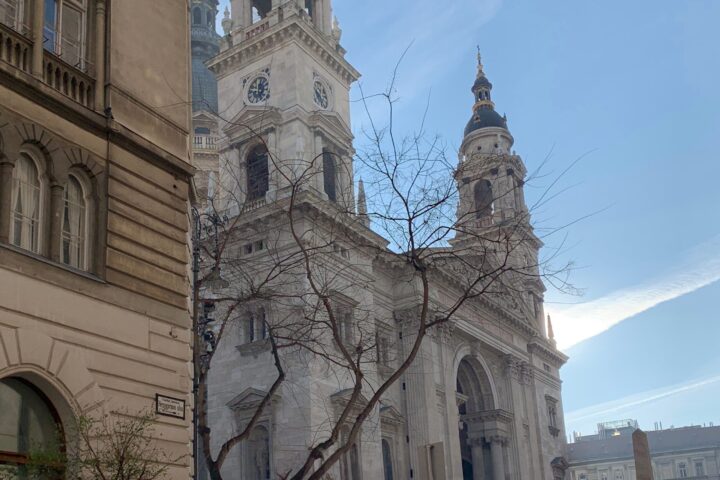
487 434 508 446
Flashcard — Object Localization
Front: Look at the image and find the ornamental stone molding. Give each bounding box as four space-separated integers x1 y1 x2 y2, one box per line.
0 327 106 413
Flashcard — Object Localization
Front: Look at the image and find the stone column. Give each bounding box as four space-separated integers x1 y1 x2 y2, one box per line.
244 0 253 27
322 0 332 36
48 183 65 263
468 437 485 480
94 0 106 111
489 436 506 480
314 133 324 193
32 0 45 78
397 309 438 479
0 160 14 243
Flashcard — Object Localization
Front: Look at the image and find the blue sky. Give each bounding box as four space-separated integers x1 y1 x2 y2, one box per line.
217 0 720 437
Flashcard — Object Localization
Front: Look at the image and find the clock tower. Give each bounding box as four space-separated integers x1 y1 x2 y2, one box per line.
209 0 359 213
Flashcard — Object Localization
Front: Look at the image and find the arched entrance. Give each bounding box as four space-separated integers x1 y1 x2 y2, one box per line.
456 356 506 480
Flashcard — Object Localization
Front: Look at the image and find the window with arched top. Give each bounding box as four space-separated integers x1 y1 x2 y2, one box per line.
206 9 213 26
10 154 42 253
247 425 270 480
473 179 493 220
61 175 87 269
192 6 202 25
246 145 269 202
0 377 64 475
322 148 337 202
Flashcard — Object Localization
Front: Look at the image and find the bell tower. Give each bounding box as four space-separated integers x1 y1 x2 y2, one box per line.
454 51 529 236
453 51 547 334
210 0 359 213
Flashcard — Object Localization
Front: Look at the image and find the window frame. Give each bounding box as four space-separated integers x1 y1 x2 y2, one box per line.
0 0 26 32
60 173 92 271
43 0 88 70
9 151 47 255
246 144 269 202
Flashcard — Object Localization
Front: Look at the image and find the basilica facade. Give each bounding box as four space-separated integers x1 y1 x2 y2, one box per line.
197 1 569 479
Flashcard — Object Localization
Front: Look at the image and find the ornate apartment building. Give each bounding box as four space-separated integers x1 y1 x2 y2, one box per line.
568 421 720 480
0 0 194 477
200 1 570 479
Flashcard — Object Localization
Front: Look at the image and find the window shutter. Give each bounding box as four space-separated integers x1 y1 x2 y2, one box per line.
61 3 83 67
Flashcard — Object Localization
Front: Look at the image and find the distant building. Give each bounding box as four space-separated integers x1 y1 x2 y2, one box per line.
190 0 221 206
568 420 720 480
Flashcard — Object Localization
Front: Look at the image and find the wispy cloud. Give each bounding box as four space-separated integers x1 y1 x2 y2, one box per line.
550 235 720 349
566 374 720 433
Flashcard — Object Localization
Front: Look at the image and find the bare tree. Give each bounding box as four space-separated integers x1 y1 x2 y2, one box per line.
191 59 578 480
0 409 181 480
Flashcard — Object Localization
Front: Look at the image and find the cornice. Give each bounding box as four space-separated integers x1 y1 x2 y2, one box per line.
209 18 360 86
527 337 568 368
0 63 195 179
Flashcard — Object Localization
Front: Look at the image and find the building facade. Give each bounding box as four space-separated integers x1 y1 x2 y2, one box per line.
0 0 194 477
568 421 720 480
202 0 569 479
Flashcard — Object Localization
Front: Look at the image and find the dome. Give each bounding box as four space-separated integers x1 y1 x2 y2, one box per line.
464 108 508 136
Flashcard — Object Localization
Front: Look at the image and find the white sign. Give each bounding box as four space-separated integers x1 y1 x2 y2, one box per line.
156 394 186 420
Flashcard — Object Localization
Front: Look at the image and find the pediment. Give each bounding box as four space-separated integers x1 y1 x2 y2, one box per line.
380 402 405 426
227 387 278 412
308 112 353 149
330 388 370 408
193 110 219 123
223 106 282 139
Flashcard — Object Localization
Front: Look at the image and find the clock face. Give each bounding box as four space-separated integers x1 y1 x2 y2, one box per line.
313 80 329 109
247 76 269 104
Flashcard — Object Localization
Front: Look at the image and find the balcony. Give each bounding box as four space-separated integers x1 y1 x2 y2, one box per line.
193 135 219 152
0 23 31 73
42 52 95 108
0 23 96 109
245 19 270 40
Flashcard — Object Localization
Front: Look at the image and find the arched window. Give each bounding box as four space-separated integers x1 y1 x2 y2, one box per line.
10 154 41 253
0 377 64 473
246 145 269 202
322 148 337 202
247 425 270 480
473 179 493 220
206 9 213 26
61 175 87 269
192 7 201 25
381 439 394 480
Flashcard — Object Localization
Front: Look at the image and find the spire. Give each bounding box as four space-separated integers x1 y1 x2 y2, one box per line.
464 49 508 136
476 45 485 78
547 314 556 344
472 47 494 112
357 179 369 228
